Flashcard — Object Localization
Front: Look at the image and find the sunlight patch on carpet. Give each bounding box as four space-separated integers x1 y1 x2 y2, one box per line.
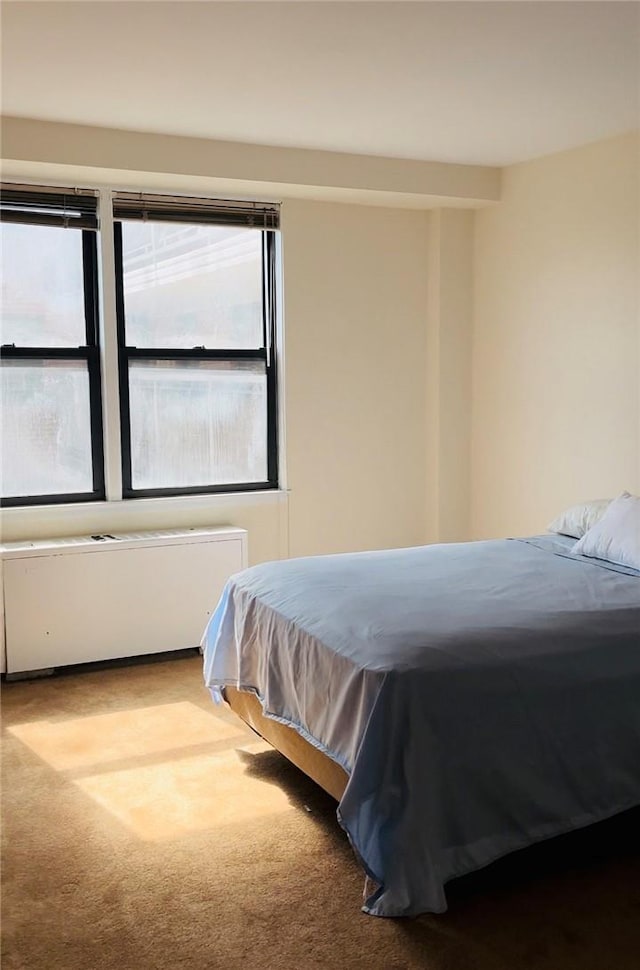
8 701 241 770
73 742 294 840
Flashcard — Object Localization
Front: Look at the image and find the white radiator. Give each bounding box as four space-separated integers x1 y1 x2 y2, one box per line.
1 526 247 675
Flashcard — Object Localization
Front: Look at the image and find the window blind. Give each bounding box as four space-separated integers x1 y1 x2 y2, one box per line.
112 192 280 230
0 184 98 229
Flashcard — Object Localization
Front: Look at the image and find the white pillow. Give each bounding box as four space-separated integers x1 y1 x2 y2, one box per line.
547 498 612 540
572 492 640 570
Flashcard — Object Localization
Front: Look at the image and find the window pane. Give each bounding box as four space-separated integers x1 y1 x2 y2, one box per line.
0 223 86 347
128 360 268 489
1 360 94 498
121 222 264 349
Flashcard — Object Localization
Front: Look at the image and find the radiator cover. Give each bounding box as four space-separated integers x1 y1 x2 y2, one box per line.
1 527 247 674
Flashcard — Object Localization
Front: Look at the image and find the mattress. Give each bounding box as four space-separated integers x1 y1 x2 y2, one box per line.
201 534 640 916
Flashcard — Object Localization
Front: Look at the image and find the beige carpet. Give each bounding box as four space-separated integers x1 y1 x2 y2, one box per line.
2 655 639 970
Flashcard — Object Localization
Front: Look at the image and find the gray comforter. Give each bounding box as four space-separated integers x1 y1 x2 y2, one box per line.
202 535 640 916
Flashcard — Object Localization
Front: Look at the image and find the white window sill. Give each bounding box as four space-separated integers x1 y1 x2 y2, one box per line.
1 489 289 544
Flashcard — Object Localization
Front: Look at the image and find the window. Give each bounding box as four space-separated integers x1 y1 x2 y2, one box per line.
113 194 278 497
0 187 104 506
0 185 279 506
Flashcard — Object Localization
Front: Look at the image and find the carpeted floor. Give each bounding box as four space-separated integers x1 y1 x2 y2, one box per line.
2 655 639 970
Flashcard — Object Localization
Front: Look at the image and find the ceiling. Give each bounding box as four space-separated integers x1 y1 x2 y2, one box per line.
1 1 638 167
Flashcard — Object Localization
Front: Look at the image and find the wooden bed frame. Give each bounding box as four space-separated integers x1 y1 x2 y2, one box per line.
224 686 349 801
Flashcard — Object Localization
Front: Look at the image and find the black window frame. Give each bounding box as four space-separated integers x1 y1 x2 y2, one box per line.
114 216 279 499
0 188 105 508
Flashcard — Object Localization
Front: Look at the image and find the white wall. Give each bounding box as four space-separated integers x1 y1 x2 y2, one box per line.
283 200 429 556
472 132 640 538
1 116 500 209
425 209 474 543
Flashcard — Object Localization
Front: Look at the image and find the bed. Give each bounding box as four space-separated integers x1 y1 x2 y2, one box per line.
201 533 640 917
